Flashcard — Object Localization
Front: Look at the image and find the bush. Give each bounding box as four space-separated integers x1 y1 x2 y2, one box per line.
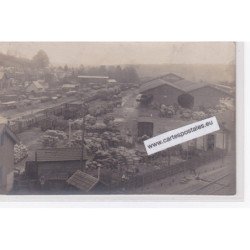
103 114 115 126
85 114 97 126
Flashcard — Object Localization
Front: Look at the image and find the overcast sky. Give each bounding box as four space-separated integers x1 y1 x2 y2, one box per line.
0 42 235 66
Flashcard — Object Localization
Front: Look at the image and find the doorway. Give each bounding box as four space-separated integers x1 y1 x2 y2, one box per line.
137 122 153 137
207 134 215 150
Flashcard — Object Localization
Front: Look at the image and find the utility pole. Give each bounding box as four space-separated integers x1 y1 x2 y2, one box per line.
68 119 73 143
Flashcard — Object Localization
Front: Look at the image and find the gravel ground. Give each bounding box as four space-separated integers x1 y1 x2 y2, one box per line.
133 153 235 195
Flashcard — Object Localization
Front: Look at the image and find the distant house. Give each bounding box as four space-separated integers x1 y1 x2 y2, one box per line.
38 80 49 90
107 78 117 84
77 75 109 86
0 119 19 193
138 73 231 108
26 80 48 93
61 83 78 91
106 79 118 88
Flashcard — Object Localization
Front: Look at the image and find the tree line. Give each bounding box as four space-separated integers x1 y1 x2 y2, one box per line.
1 49 140 83
28 50 140 83
74 65 139 83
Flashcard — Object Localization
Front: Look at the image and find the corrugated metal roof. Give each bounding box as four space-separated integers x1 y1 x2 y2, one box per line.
67 170 99 192
36 148 87 162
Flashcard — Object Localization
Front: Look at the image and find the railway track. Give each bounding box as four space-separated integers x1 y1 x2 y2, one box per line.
187 173 230 195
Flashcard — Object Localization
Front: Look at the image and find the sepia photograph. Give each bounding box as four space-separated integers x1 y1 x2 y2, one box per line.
0 42 236 195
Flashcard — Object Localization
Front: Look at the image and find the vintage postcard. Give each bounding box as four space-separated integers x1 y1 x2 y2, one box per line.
0 42 238 196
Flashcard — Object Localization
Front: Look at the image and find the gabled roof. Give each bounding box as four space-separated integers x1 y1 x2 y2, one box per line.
0 123 19 144
32 81 44 89
161 73 184 83
139 78 177 93
67 170 100 192
173 79 208 92
38 80 49 89
36 148 88 162
139 73 223 94
26 80 45 90
205 83 233 96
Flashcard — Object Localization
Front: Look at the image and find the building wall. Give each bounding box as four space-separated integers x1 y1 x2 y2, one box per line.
37 161 84 178
0 133 15 193
196 137 205 150
135 115 227 153
189 86 229 108
141 85 184 106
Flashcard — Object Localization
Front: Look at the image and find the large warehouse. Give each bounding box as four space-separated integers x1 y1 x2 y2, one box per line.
138 73 231 108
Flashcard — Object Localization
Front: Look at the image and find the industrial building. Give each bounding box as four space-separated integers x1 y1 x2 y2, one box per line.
0 118 19 193
138 73 231 109
133 73 234 155
25 148 88 182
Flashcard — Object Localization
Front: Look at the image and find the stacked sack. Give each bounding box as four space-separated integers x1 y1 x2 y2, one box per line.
14 143 28 163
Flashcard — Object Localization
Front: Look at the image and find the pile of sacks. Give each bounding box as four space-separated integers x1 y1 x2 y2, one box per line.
192 111 207 120
14 143 28 164
180 109 192 120
43 130 67 140
159 105 175 118
41 130 67 148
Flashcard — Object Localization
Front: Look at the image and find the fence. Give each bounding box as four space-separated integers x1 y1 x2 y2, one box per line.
111 149 224 191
